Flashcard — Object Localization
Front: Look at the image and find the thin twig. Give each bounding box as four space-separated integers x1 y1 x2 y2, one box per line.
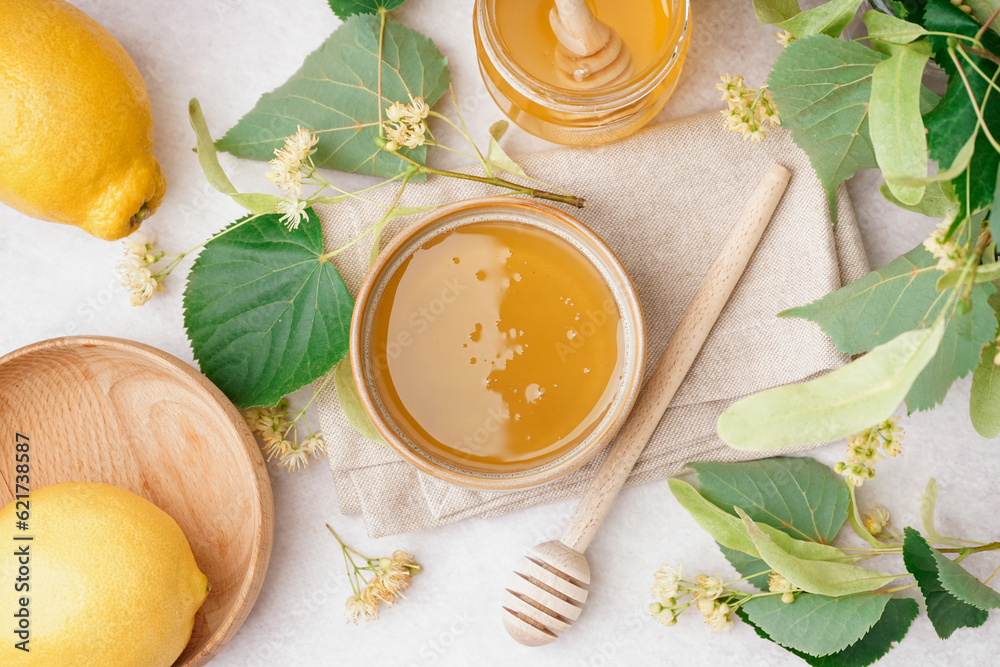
976 4 1000 44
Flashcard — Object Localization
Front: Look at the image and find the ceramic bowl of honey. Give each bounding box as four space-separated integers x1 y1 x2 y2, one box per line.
351 197 645 490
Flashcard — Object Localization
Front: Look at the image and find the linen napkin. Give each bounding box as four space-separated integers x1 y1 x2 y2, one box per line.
312 111 869 538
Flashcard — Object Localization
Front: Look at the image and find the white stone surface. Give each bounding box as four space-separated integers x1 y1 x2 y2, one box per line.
0 1 997 665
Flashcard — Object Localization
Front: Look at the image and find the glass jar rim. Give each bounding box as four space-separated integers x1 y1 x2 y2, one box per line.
474 0 691 113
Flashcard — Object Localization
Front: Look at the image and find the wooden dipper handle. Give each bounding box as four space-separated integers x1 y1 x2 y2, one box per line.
559 164 792 553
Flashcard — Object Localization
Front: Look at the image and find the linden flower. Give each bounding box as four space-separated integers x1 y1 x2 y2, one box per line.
284 125 319 163
277 197 310 230
923 219 966 272
243 398 326 472
716 73 780 143
836 418 904 486
864 506 891 536
345 591 380 623
381 97 430 150
776 30 794 46
265 158 302 194
835 460 876 487
695 575 724 601
266 126 318 194
768 573 793 593
372 551 420 603
329 525 422 623
648 603 678 626
652 563 682 601
705 602 734 633
117 231 167 306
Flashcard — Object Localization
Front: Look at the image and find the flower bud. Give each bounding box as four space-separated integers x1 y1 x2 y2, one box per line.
782 592 795 604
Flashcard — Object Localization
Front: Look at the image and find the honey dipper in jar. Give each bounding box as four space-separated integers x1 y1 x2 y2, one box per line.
549 0 634 88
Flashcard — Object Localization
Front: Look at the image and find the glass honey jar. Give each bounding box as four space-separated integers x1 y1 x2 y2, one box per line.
474 0 691 146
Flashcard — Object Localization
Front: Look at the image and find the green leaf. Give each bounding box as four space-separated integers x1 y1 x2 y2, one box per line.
933 553 1000 610
752 0 801 25
334 359 384 443
736 597 919 667
903 527 990 638
869 40 932 204
879 180 957 218
741 593 891 657
183 211 354 409
767 35 886 217
884 132 974 187
738 510 899 596
966 1 1000 37
326 0 407 20
190 98 238 196
689 458 849 544
718 322 945 450
781 244 998 412
970 296 1000 437
863 10 928 45
217 15 450 180
777 0 865 38
993 167 1000 243
485 121 528 179
918 478 950 544
668 479 848 561
718 545 771 591
921 0 1000 220
936 261 1000 290
188 98 282 215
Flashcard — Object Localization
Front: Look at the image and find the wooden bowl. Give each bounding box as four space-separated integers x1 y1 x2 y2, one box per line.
0 336 273 667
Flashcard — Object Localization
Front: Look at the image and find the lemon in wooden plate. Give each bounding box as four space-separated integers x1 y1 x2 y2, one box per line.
0 482 209 666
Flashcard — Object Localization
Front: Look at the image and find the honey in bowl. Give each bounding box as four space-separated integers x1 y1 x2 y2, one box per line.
369 220 623 471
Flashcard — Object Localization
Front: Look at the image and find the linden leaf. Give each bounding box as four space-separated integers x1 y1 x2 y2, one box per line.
780 244 998 412
188 98 283 216
903 528 990 638
869 39 932 204
718 322 945 450
970 296 1000 437
767 35 886 218
333 359 384 443
183 211 354 409
776 0 864 39
741 593 891 657
217 15 451 180
668 479 847 561
688 458 850 544
737 597 919 667
879 181 957 219
863 10 928 47
752 0 801 25
326 0 407 20
738 510 899 596
486 121 528 179
921 0 1000 220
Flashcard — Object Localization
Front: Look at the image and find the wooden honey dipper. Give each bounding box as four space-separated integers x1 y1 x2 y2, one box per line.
502 164 792 646
549 0 634 89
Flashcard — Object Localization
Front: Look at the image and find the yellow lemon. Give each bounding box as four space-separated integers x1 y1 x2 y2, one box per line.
0 482 209 667
0 0 166 240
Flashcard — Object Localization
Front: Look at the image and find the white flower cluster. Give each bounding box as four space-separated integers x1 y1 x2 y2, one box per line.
117 231 164 306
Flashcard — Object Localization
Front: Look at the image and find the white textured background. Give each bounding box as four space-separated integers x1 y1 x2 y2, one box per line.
0 1 996 665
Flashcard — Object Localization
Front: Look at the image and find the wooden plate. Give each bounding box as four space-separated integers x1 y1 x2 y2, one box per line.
0 336 273 666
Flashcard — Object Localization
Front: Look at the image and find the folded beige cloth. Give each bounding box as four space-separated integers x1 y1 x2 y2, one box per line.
313 111 869 538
